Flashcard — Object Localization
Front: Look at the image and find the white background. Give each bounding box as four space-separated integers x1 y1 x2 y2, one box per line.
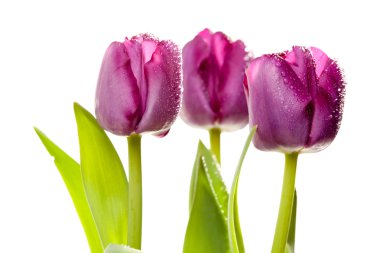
0 0 379 252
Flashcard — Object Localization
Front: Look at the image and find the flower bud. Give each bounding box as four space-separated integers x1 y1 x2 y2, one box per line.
181 29 249 131
95 34 181 136
246 46 345 153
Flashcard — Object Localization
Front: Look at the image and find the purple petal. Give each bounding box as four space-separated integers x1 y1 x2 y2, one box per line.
198 28 212 41
246 55 312 152
315 54 345 103
218 40 248 130
95 42 141 135
304 89 339 152
305 53 345 151
135 40 181 134
181 33 216 127
124 35 159 115
142 39 157 63
284 46 318 95
203 32 230 114
310 47 331 77
211 32 229 67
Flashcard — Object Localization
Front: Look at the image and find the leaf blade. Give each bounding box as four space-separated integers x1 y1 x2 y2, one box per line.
34 127 103 253
183 141 229 253
74 103 129 247
104 244 143 253
228 127 257 253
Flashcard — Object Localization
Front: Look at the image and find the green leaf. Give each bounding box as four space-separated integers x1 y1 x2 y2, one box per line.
183 141 229 253
34 127 103 253
74 103 129 247
285 190 297 253
228 127 257 253
104 244 142 253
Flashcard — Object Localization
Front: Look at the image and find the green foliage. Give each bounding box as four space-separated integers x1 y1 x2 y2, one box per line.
74 103 129 247
104 244 143 253
184 141 229 253
34 127 103 253
228 127 256 253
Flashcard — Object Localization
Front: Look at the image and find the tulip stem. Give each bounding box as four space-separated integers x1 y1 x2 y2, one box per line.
271 153 298 253
209 128 221 164
127 134 142 250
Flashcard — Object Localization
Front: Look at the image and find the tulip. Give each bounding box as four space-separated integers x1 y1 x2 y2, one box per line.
245 46 345 153
95 34 181 137
181 28 249 131
95 34 181 250
246 46 345 253
181 29 249 163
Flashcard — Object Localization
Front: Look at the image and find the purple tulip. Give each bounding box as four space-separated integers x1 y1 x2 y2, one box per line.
246 46 345 153
95 34 181 136
181 29 249 131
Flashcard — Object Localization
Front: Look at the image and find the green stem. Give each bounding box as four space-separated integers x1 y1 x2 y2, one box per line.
209 128 221 164
271 153 299 253
127 134 142 250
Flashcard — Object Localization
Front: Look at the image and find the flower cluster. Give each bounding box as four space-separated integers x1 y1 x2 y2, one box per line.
96 32 344 154
36 29 345 253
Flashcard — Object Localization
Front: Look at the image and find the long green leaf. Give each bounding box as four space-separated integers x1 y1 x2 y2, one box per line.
285 190 297 253
228 127 257 253
189 141 228 215
74 103 129 247
104 244 142 253
34 127 103 253
183 141 229 253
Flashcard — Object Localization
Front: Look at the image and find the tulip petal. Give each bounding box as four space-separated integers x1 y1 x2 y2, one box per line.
136 40 181 134
198 28 212 40
305 58 345 151
201 32 230 114
284 46 318 94
211 32 229 68
96 42 141 136
218 40 248 130
316 58 345 104
124 35 158 114
310 47 331 77
181 35 216 127
304 89 338 152
247 55 312 152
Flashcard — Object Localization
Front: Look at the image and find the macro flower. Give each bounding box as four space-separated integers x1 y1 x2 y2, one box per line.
95 34 181 136
181 29 249 131
245 46 345 153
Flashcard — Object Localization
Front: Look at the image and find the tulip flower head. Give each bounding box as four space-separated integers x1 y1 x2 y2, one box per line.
246 46 345 153
181 29 249 131
95 34 181 136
